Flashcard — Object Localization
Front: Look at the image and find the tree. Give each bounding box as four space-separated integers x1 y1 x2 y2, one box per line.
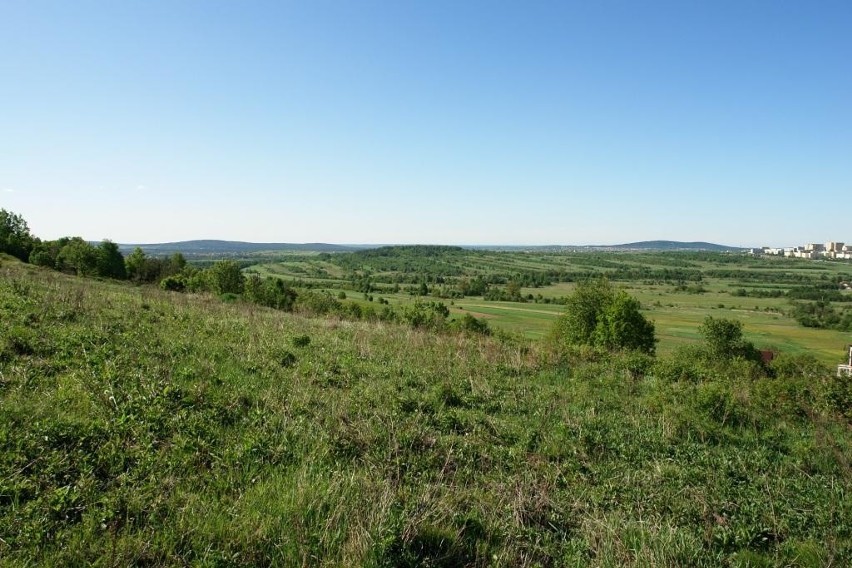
244 274 297 310
208 260 245 295
125 247 148 282
698 316 759 361
166 253 187 276
551 278 615 346
29 238 67 268
0 209 35 262
551 278 656 354
595 291 656 354
96 240 127 279
56 238 98 276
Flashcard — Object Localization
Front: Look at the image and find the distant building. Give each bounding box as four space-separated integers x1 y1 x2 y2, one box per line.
751 241 852 260
838 345 852 377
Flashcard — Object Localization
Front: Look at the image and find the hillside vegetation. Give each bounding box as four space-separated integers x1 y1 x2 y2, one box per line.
1 257 850 566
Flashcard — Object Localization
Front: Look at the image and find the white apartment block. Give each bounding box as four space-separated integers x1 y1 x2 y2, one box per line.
751 241 852 260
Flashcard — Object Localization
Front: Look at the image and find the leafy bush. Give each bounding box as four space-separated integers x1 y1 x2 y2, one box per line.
160 275 187 292
698 316 761 362
453 313 491 335
400 301 449 330
244 275 297 310
208 260 245 295
551 278 656 354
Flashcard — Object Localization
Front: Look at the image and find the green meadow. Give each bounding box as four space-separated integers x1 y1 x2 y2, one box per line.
2 250 851 566
249 249 852 365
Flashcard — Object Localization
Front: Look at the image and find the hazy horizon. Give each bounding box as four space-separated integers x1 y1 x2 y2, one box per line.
2 1 849 247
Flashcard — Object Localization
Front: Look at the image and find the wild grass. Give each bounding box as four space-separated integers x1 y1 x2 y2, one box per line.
0 260 850 566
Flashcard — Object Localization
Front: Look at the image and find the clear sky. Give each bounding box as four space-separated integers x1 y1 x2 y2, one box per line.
1 1 849 246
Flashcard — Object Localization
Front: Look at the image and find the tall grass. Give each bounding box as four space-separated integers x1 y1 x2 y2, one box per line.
0 260 849 566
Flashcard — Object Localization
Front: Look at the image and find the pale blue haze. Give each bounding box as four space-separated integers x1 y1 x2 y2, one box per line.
1 1 850 246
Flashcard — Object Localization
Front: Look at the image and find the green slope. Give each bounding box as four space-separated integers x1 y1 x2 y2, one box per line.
0 260 849 566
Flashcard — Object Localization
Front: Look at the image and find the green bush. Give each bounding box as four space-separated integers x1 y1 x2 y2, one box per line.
551 278 656 354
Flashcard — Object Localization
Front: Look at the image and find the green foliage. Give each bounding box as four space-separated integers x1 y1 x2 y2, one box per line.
26 237 127 280
0 209 35 261
168 252 187 273
552 279 656 354
95 240 126 279
56 237 99 276
125 247 187 284
295 290 344 315
594 291 657 353
159 274 187 292
552 278 614 345
790 300 852 331
124 246 148 282
698 316 760 362
208 260 245 295
243 275 297 310
452 313 491 335
400 300 450 329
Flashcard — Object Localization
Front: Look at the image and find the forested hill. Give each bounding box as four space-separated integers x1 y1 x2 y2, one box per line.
604 240 745 252
118 240 362 255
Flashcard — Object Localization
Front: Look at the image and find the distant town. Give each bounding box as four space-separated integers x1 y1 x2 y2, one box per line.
750 241 852 259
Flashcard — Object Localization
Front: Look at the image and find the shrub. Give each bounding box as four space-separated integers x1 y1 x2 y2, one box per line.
208 260 245 295
698 316 761 362
160 275 187 292
453 313 491 335
551 278 655 354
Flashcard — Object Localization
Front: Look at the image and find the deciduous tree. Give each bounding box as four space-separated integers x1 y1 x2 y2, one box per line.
0 209 35 261
551 278 656 354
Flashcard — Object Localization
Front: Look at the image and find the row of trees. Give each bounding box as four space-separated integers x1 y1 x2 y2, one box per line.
0 209 199 285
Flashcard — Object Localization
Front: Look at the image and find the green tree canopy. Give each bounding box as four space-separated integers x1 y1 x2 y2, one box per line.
594 291 657 353
125 247 148 282
698 316 760 361
0 209 36 262
96 240 127 279
208 260 245 295
551 278 656 354
56 238 99 276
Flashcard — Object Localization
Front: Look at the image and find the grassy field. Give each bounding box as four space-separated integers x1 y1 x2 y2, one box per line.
248 250 852 365
1 258 850 566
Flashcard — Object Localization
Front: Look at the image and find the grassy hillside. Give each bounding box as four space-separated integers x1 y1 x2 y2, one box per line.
1 258 850 566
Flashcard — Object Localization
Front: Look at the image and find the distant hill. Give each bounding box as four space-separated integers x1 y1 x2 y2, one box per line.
118 239 744 257
467 241 746 252
118 240 362 256
602 240 745 252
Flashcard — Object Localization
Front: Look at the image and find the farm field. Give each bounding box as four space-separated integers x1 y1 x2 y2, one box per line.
248 249 852 365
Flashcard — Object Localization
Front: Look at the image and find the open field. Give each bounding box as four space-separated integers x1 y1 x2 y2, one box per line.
1 258 850 566
248 249 852 365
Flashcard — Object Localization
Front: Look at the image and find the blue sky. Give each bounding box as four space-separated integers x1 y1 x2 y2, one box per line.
1 1 849 246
